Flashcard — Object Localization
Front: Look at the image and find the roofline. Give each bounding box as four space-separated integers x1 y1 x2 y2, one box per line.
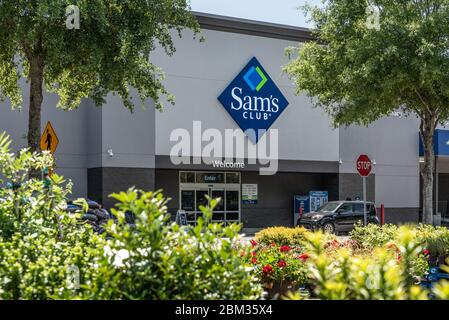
193 11 315 43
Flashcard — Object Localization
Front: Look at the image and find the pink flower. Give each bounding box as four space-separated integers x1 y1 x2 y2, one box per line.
423 249 430 256
250 239 257 247
251 257 258 264
251 251 257 257
280 245 291 253
327 239 340 248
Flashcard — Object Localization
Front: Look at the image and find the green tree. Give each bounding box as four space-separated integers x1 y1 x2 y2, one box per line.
0 0 199 153
284 0 449 224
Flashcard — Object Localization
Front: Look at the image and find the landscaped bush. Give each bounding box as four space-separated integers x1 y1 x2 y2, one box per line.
296 228 449 300
255 226 317 246
242 239 310 297
415 224 449 265
0 132 262 300
349 223 399 250
76 192 263 300
0 133 98 299
248 224 449 299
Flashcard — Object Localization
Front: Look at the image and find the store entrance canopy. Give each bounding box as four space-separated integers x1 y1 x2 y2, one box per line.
419 129 449 157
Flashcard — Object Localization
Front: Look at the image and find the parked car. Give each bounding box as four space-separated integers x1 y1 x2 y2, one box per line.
296 200 379 234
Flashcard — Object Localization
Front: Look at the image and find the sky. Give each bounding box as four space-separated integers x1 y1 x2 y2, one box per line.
190 0 323 28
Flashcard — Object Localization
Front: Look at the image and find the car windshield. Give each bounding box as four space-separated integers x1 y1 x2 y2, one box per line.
317 202 340 212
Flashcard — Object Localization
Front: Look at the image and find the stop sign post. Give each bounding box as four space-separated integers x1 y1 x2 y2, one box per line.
356 155 372 226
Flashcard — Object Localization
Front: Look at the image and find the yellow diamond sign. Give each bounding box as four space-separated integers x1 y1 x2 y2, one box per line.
40 121 59 154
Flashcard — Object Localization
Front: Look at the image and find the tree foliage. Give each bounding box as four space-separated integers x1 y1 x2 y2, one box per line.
285 0 449 126
0 0 200 111
284 0 449 223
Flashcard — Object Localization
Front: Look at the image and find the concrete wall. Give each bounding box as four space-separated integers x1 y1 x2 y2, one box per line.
339 116 420 220
88 167 155 209
151 29 339 162
0 79 89 198
99 92 156 169
338 173 375 202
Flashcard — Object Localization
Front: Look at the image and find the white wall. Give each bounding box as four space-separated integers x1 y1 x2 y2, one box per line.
99 92 155 169
0 79 88 198
339 116 420 208
152 29 340 162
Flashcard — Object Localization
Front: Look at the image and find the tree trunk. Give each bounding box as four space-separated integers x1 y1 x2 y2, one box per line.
421 119 436 225
27 55 44 153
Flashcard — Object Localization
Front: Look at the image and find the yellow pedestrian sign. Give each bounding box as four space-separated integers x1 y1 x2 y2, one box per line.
40 121 59 154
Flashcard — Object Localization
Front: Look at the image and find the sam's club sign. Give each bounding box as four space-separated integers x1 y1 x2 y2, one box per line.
218 57 289 143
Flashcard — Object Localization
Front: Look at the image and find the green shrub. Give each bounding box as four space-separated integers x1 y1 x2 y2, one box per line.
349 223 399 249
294 227 448 300
76 191 263 300
0 132 262 300
0 132 98 299
255 226 311 246
243 242 309 288
415 224 449 264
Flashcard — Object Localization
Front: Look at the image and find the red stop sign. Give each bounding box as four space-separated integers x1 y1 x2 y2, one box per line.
356 154 372 177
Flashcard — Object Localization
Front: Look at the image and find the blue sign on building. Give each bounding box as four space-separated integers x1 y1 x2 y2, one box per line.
309 191 328 212
419 129 449 156
217 57 289 143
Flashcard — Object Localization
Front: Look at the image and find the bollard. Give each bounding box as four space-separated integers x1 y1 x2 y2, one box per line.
380 204 385 226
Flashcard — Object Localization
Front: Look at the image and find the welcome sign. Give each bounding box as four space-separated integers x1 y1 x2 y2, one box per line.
218 57 289 143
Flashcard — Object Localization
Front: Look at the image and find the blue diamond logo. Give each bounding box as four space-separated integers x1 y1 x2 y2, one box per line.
217 57 289 143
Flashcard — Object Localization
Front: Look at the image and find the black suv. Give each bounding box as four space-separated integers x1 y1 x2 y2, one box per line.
296 201 379 234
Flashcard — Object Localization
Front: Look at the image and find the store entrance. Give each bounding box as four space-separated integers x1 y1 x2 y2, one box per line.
179 171 241 225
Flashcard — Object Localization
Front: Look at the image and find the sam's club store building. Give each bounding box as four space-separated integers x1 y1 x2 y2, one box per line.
0 13 435 228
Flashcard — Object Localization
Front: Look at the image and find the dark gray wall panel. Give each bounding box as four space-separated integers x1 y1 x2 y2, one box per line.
195 12 315 42
88 167 155 209
155 169 180 212
240 171 339 228
155 156 339 173
154 169 339 228
384 208 419 224
339 173 375 202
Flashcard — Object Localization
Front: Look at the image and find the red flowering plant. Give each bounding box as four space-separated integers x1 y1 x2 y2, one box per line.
243 241 309 287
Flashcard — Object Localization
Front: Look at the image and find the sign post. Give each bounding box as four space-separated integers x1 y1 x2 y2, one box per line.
356 154 372 226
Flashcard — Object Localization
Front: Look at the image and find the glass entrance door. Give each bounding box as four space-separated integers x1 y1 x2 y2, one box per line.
179 171 241 225
195 189 209 221
211 189 225 222
225 190 240 223
180 189 195 224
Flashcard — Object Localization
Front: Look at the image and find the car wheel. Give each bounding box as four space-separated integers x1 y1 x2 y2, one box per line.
322 222 335 234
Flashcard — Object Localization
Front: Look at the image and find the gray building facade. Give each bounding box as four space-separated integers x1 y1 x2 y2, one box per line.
0 13 424 227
